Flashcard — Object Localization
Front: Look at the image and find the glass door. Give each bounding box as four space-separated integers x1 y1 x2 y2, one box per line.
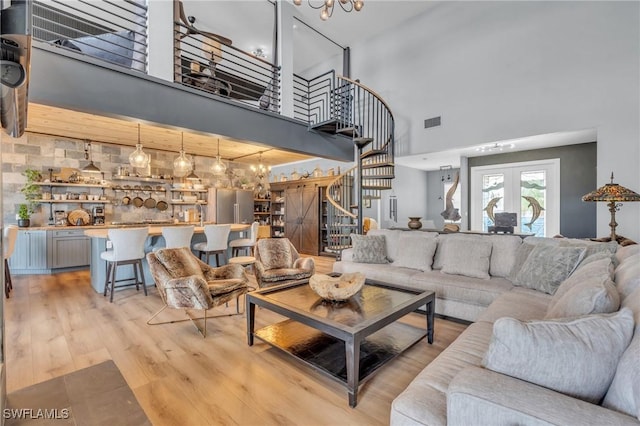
471 159 560 236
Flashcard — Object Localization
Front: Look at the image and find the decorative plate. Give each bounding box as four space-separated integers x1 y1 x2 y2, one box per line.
67 209 90 226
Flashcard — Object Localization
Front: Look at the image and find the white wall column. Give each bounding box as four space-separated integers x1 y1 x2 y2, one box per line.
147 0 174 82
277 1 295 118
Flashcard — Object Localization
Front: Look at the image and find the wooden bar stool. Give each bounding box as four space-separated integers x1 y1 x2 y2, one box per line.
192 224 231 266
101 227 149 302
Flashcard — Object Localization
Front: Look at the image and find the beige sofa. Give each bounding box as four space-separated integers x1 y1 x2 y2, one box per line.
332 230 640 426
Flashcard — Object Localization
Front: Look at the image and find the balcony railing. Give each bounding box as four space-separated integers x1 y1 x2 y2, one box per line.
32 0 148 72
174 21 281 112
293 70 336 125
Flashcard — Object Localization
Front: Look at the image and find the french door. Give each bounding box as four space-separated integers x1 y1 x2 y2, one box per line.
470 159 560 237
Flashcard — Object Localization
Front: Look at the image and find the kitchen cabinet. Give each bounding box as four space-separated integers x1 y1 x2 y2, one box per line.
47 229 90 268
270 186 285 237
9 230 48 272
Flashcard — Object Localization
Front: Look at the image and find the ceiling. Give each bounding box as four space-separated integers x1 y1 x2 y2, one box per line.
26 104 314 166
395 128 599 171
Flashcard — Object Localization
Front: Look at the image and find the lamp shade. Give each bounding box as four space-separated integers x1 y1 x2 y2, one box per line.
582 173 640 202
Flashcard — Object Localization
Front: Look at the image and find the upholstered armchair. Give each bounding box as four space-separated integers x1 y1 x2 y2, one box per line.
253 238 315 288
146 247 249 337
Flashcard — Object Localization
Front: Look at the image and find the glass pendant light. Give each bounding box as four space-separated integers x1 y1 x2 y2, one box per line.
129 124 150 168
81 141 101 173
173 133 192 178
211 138 226 175
185 154 200 180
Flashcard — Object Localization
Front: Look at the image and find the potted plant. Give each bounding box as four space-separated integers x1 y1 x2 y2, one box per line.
19 168 42 227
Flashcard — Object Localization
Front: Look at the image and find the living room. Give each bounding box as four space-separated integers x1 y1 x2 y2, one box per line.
1 1 639 425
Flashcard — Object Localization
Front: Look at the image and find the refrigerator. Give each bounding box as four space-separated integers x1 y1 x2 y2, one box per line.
207 188 254 224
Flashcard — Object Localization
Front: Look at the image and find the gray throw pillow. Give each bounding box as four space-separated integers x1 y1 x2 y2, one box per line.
483 309 634 404
513 245 586 294
548 257 614 311
351 234 389 264
441 238 492 279
544 275 619 319
393 233 438 271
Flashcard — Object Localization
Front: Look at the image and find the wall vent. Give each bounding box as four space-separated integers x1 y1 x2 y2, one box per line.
424 116 441 129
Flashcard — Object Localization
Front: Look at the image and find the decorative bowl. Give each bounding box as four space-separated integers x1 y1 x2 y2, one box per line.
309 272 365 302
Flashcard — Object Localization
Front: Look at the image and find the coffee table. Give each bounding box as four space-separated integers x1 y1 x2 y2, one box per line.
246 278 435 407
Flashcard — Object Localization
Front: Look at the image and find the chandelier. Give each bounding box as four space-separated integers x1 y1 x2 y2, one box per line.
211 138 227 176
129 124 150 169
251 152 271 197
173 133 192 178
293 0 364 21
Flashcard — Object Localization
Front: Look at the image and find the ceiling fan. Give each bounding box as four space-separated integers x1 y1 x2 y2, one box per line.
177 0 233 46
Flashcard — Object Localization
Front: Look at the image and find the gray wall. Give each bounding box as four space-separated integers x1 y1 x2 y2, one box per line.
468 142 597 238
381 165 428 229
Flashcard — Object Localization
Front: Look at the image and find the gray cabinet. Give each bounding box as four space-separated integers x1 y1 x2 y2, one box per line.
47 229 90 268
9 230 48 271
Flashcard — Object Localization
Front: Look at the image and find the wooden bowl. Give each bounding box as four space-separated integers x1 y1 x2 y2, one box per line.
309 272 365 301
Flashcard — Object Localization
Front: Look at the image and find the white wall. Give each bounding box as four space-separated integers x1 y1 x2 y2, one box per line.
350 1 640 241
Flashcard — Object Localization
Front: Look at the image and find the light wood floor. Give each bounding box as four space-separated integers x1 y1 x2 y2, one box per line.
4 256 467 425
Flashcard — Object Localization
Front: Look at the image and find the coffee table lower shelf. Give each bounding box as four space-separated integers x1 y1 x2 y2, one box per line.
253 319 427 385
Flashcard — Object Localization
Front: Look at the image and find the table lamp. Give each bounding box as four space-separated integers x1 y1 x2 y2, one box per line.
582 172 640 241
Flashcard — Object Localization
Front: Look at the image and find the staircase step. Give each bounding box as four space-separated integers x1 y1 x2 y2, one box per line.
354 137 374 149
361 149 388 160
363 175 395 180
362 185 393 190
336 126 359 137
361 162 394 169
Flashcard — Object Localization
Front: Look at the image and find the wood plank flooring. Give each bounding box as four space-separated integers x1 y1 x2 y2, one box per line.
4 256 467 425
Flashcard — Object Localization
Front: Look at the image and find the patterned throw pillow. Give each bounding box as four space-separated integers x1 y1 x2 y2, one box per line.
483 309 634 404
351 234 389 264
513 244 586 294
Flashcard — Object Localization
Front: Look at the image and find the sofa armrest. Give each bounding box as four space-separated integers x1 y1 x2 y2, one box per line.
293 257 315 273
447 366 639 426
340 248 354 262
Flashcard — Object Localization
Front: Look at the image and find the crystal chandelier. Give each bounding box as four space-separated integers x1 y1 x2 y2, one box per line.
129 124 150 169
251 152 271 197
173 133 192 178
293 0 364 21
211 138 226 176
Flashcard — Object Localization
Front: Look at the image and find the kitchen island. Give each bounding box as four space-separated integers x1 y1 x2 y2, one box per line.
84 223 250 294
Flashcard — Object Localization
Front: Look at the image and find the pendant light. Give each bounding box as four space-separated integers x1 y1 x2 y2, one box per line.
81 140 101 173
211 138 226 175
185 154 200 180
173 133 192 178
129 124 150 168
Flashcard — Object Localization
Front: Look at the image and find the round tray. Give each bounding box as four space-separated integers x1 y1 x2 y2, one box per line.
68 209 90 226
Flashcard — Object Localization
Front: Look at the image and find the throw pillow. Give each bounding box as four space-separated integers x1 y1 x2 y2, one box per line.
513 244 586 294
368 229 403 262
603 288 640 420
433 234 481 270
549 257 614 309
483 309 634 404
155 247 204 278
441 238 492 280
392 233 438 271
351 234 389 264
488 235 523 278
544 275 619 319
615 260 640 300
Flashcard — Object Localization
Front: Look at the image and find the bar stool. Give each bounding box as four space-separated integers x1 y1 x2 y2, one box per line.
192 224 231 266
160 225 194 249
229 221 259 257
3 225 18 298
101 227 149 302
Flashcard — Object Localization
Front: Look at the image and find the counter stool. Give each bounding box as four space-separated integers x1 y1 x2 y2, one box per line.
229 221 259 256
101 227 149 302
3 225 18 298
193 224 231 266
160 225 194 249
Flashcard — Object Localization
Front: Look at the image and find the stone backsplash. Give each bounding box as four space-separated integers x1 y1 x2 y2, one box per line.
2 132 253 226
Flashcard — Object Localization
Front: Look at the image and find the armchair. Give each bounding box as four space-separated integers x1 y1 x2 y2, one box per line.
253 238 315 288
146 247 249 337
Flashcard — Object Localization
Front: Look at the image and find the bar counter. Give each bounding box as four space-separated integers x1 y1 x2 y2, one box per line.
84 222 250 294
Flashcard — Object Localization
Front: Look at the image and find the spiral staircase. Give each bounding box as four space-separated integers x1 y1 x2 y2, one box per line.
294 73 395 256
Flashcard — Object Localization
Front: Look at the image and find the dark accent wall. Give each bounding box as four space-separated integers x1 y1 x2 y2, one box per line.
468 142 597 238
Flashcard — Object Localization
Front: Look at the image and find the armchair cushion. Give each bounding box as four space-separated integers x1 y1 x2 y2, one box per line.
254 238 315 287
154 247 204 279
163 275 212 310
256 238 295 270
259 268 313 284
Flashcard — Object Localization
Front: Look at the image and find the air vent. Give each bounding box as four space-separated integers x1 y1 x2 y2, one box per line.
424 116 441 129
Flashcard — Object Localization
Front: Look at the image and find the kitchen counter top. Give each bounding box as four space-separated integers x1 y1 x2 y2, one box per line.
84 223 250 238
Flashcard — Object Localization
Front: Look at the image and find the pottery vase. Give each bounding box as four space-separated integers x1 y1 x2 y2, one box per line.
407 217 423 230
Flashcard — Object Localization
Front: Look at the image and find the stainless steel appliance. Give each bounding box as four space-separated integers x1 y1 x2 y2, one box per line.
91 206 105 225
207 188 253 224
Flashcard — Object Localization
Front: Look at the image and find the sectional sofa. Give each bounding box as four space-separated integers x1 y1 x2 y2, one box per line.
333 229 640 425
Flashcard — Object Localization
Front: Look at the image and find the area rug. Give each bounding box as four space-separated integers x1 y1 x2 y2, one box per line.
6 360 150 426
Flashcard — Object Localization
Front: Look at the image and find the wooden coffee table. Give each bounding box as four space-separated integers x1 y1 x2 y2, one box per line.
246 278 435 407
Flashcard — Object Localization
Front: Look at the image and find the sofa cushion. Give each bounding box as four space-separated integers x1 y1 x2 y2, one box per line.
616 244 640 264
391 321 494 426
154 247 204 279
367 229 405 262
487 234 523 278
409 271 512 307
551 257 614 305
441 238 492 279
393 232 438 271
559 239 618 258
350 234 389 264
433 234 483 270
544 275 619 320
615 256 640 300
476 287 552 323
603 288 640 420
333 260 420 285
483 309 634 404
513 244 586 294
